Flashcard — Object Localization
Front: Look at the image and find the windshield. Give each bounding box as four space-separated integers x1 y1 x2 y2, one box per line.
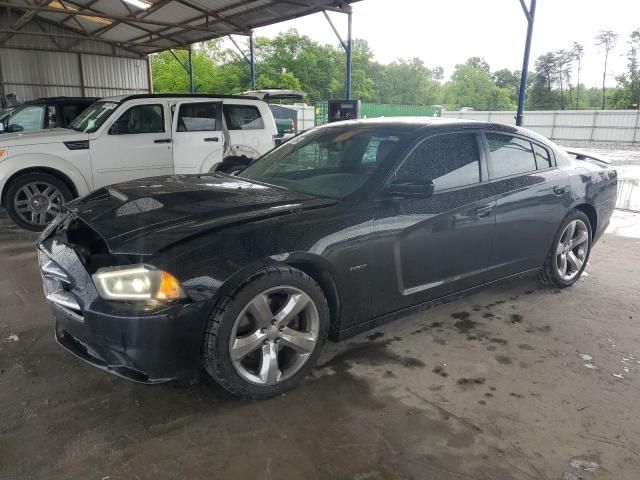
69 101 118 133
239 126 410 199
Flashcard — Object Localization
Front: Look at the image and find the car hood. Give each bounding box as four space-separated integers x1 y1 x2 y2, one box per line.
0 128 88 147
63 174 336 255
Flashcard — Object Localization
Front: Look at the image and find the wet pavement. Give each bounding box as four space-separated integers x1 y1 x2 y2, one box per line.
1 147 640 480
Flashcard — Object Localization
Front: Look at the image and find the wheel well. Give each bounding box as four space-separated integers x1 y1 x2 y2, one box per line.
575 203 598 233
287 261 341 340
1 167 78 207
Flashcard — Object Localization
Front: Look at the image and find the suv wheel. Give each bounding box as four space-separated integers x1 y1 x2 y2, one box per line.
202 266 329 399
5 173 73 231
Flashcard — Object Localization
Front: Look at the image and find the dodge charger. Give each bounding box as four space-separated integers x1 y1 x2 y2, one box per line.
36 118 617 398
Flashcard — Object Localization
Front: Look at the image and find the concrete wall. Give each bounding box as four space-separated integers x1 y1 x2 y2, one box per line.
441 110 640 144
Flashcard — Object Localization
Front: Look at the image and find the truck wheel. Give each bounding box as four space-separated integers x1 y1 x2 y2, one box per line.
202 266 329 399
4 173 73 231
539 209 592 288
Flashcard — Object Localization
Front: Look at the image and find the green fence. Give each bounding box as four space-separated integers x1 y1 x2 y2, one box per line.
314 102 441 126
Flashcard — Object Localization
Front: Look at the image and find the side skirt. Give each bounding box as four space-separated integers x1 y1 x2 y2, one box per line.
333 267 541 341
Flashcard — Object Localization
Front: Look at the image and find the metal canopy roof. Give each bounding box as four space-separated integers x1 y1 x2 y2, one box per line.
1 0 358 58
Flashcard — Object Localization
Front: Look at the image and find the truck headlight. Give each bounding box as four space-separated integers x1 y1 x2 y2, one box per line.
92 265 185 302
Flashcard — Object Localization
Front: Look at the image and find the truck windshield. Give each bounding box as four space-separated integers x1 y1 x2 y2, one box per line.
69 101 118 133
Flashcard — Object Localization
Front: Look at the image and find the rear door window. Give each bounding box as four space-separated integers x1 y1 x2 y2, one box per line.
486 132 537 178
223 105 264 130
177 102 219 132
533 144 552 169
396 132 481 191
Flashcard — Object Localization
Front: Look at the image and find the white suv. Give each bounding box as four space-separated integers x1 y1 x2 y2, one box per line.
0 94 277 230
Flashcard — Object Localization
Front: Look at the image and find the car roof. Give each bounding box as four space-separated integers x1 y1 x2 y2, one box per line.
101 93 260 103
29 96 98 103
318 116 545 138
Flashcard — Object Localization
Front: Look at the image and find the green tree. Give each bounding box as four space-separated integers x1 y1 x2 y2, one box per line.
572 42 585 108
443 59 513 110
595 30 619 109
493 68 521 105
612 29 640 109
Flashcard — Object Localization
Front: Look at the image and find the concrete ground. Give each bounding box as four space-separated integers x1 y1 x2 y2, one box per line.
2 163 640 479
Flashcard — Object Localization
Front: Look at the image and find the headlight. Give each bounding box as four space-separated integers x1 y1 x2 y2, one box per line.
92 265 185 302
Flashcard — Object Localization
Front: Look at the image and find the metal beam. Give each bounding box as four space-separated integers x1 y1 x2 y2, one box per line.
323 9 352 100
0 28 159 51
0 44 141 59
1 2 226 34
323 11 346 50
0 0 49 46
515 0 536 127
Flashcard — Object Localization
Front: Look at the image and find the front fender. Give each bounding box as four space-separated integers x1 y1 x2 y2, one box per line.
0 152 91 201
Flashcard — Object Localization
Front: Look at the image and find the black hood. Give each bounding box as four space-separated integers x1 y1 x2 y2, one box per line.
64 174 336 255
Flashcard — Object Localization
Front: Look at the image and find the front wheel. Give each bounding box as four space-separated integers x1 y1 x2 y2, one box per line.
4 173 73 231
539 209 592 288
202 266 329 399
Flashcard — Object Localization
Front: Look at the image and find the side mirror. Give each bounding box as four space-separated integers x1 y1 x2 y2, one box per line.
7 124 23 133
386 177 435 198
109 119 129 135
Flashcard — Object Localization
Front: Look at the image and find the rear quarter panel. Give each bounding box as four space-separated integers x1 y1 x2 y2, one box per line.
567 159 617 242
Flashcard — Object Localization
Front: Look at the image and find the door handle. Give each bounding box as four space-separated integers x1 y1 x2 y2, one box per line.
204 137 219 142
553 184 569 195
475 205 495 218
154 138 171 144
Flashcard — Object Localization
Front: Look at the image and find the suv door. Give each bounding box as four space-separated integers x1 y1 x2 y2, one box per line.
172 100 224 174
223 101 274 157
484 131 572 278
369 131 496 317
90 101 173 188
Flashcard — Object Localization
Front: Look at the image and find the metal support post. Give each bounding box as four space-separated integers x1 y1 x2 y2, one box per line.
249 30 256 90
516 0 537 126
346 11 352 99
188 45 194 94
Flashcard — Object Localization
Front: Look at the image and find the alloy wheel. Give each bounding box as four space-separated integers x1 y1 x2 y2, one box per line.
229 286 320 386
13 181 64 227
555 219 589 282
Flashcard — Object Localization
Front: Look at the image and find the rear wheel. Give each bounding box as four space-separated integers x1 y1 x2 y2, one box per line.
5 173 73 231
539 209 592 288
202 266 329 399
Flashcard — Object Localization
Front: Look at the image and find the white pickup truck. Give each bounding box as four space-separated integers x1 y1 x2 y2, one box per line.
0 94 277 230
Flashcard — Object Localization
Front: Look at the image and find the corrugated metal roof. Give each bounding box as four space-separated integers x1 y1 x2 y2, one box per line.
1 0 360 58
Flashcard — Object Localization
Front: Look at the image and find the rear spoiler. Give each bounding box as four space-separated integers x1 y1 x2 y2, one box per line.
565 148 611 165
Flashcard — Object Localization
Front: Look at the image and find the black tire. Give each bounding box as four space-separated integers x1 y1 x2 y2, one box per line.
4 173 74 232
202 265 330 399
214 155 252 175
539 209 592 288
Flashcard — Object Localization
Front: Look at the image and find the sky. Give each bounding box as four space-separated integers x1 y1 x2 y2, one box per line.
251 0 640 88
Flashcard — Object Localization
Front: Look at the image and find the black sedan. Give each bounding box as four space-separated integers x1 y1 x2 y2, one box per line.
37 118 617 398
